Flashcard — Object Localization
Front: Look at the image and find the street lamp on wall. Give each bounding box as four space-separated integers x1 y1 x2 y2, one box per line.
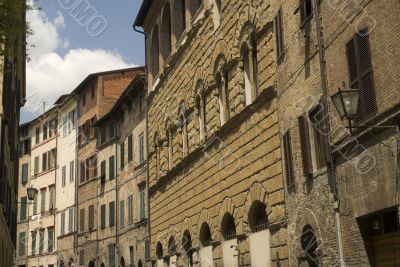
27 186 38 201
331 85 360 133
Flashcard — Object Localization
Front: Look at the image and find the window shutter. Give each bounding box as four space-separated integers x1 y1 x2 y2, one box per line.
80 209 85 232
283 131 295 188
298 115 313 176
346 29 376 122
109 156 115 180
88 205 94 230
299 0 306 26
120 200 125 227
101 160 106 181
274 7 284 60
109 202 115 227
317 99 332 165
101 205 106 229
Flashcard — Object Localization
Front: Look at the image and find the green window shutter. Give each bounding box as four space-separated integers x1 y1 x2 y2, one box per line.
128 195 133 223
101 204 106 229
128 134 133 162
48 228 54 252
40 189 46 213
19 232 26 256
34 157 39 175
108 243 115 267
68 208 74 232
120 200 125 228
39 230 44 253
120 142 125 169
21 164 28 183
20 197 27 220
109 156 115 180
70 160 74 182
61 212 65 234
139 187 145 220
139 134 145 163
101 160 106 180
109 202 115 227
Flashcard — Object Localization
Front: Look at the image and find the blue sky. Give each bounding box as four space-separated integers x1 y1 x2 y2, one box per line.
21 0 145 123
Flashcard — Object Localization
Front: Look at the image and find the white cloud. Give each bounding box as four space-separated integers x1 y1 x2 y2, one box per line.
23 3 135 122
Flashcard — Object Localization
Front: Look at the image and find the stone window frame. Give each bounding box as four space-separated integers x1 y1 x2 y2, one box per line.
150 25 160 83
178 102 189 158
194 80 207 145
161 2 172 63
174 0 186 40
214 55 230 126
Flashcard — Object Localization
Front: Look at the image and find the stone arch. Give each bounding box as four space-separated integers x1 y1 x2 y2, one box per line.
150 24 160 79
156 242 164 259
242 182 271 233
235 5 257 52
195 208 217 245
217 197 239 236
161 2 172 61
180 217 193 238
154 230 168 256
212 39 231 75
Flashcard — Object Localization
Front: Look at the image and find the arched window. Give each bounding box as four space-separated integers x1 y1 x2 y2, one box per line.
248 201 268 232
182 230 194 266
200 222 212 246
190 0 203 17
138 260 143 267
196 94 206 143
154 133 160 179
168 236 177 255
180 114 189 157
120 256 125 267
151 25 160 79
161 3 172 61
301 225 319 267
216 70 230 126
221 213 236 240
156 242 163 259
174 0 186 39
241 37 258 105
167 127 173 170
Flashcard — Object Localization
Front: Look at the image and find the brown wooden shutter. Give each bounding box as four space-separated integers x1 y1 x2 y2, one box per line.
274 7 284 60
283 130 295 188
80 209 85 232
88 205 94 230
346 29 376 122
319 99 332 165
298 115 313 176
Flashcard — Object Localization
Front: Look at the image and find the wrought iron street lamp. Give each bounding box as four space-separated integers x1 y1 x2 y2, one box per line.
27 186 38 201
331 86 360 132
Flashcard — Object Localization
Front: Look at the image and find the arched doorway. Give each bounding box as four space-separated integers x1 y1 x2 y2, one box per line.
248 201 270 267
301 225 319 267
120 256 125 267
156 242 164 267
100 263 105 267
138 259 143 267
199 222 213 267
221 213 238 267
88 261 95 267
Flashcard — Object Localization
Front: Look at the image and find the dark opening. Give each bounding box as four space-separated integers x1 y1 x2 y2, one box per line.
200 222 212 246
168 237 177 255
156 242 163 259
221 213 236 240
248 201 268 232
301 225 319 267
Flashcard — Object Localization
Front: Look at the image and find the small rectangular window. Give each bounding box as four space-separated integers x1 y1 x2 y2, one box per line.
48 228 54 252
80 208 85 232
128 134 133 162
31 231 37 255
139 134 145 163
20 197 27 220
139 186 146 220
120 142 125 169
109 156 115 180
120 200 125 228
108 243 115 267
283 130 295 189
21 163 28 183
128 195 133 223
68 207 74 232
274 7 284 60
35 127 40 144
109 201 115 227
70 160 74 182
34 157 39 175
39 229 44 253
299 0 313 27
101 204 106 229
43 123 48 140
88 205 94 230
42 153 48 172
79 250 85 265
18 232 26 256
62 166 66 187
61 212 65 235
40 189 46 213
100 160 106 181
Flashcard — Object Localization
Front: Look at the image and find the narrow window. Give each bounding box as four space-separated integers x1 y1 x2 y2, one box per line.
167 129 173 170
130 246 134 266
20 196 27 220
101 204 106 229
243 46 252 105
21 163 28 184
80 208 85 232
100 160 106 182
34 156 39 175
18 232 26 256
161 3 172 61
68 207 74 232
39 229 44 253
109 201 115 227
120 200 125 228
274 8 285 60
33 194 38 215
108 244 116 267
42 152 47 172
48 228 54 252
35 127 40 144
283 131 295 189
43 122 48 140
70 160 74 182
79 250 85 266
180 115 189 157
31 231 36 255
49 187 55 210
109 155 115 180
139 134 145 163
120 142 125 169
299 0 313 27
88 205 94 230
151 26 160 79
346 29 376 122
217 71 230 125
128 134 133 162
175 0 186 38
62 166 66 187
40 189 46 213
298 115 313 176
128 195 133 223
61 211 65 235
139 186 146 220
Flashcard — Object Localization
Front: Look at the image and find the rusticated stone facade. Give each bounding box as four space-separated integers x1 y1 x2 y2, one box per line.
135 0 288 266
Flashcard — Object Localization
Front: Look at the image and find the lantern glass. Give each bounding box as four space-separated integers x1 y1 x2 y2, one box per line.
27 187 37 201
332 88 360 118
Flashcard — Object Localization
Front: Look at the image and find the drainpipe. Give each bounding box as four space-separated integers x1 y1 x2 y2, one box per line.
312 0 344 265
133 23 151 266
116 115 120 266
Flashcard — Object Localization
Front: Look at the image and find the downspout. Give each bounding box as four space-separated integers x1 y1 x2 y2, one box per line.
312 0 344 265
115 114 120 266
72 94 79 263
133 23 151 265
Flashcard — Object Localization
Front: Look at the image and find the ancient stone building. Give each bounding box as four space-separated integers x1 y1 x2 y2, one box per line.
135 0 287 266
95 72 148 267
74 68 141 267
